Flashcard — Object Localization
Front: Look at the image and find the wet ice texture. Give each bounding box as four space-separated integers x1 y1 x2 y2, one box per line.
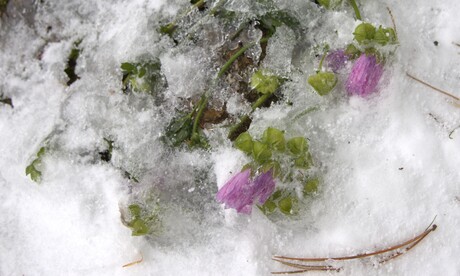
1 0 460 276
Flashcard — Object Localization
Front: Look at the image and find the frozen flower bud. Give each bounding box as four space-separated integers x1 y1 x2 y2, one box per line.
326 49 348 72
346 53 383 96
251 170 276 205
216 169 276 214
216 169 254 214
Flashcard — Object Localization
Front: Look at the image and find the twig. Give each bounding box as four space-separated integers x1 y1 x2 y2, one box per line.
122 254 144 268
386 7 397 36
406 73 460 102
453 42 460 47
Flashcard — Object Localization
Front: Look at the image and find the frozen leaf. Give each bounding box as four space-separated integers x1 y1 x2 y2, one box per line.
261 127 285 151
234 132 254 154
374 26 398 46
303 178 319 196
121 60 166 95
287 137 308 156
252 141 272 164
64 41 81 86
353 23 376 44
250 70 281 95
308 72 337 96
25 147 46 183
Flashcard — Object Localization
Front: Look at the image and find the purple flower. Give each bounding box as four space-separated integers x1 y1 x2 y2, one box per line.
346 53 383 96
216 169 276 214
251 170 276 205
326 49 348 72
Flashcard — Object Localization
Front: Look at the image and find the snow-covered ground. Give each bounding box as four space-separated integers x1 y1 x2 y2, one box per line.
1 0 459 275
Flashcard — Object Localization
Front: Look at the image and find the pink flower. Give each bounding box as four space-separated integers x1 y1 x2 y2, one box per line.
346 53 383 96
326 49 348 72
216 169 275 214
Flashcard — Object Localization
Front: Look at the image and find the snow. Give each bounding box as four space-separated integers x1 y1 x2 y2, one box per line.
1 0 460 275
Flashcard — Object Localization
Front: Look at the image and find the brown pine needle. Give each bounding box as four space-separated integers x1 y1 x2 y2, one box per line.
122 254 144 268
387 7 397 36
274 224 437 263
406 73 460 102
273 258 338 271
379 225 437 264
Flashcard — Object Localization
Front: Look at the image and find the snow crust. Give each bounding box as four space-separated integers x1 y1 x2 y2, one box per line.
1 0 460 275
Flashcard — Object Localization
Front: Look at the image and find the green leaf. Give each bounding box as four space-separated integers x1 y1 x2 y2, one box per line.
259 200 277 215
278 196 296 215
293 154 313 169
250 70 280 95
25 162 41 182
257 10 302 39
120 62 137 73
317 0 331 8
129 219 150 236
121 60 166 94
261 160 282 178
374 26 397 46
160 23 177 36
345 44 361 59
164 115 193 147
308 72 337 96
128 204 142 218
353 23 376 44
262 127 285 151
287 137 308 156
64 42 81 86
26 147 46 183
252 141 272 164
303 178 319 196
234 132 254 154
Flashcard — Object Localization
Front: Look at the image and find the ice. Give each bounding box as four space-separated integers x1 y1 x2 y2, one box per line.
1 0 460 275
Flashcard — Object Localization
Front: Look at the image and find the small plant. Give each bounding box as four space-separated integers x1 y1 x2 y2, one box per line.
26 147 46 183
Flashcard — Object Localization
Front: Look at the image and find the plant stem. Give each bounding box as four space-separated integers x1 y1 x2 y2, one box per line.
192 95 208 136
251 92 272 111
217 37 269 78
318 51 328 72
349 0 362 21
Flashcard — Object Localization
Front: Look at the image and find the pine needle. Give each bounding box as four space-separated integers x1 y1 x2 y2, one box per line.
406 73 460 102
122 253 144 268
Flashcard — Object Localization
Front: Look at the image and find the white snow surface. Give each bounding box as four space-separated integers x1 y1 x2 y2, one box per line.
1 0 460 275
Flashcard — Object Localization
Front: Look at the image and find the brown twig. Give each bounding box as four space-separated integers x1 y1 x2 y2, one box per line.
406 73 460 102
122 253 144 268
453 42 460 47
386 7 397 36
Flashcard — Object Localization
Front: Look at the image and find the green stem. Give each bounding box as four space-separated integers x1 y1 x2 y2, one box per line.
318 51 328 72
251 92 272 111
192 95 208 136
349 0 362 20
217 37 269 79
